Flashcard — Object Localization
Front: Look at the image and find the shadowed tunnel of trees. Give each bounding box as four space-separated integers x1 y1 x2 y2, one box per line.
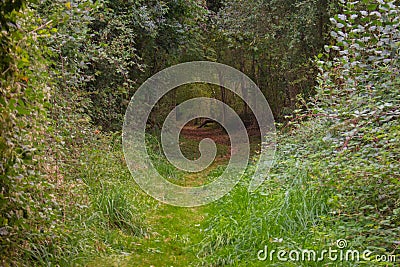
1 0 399 265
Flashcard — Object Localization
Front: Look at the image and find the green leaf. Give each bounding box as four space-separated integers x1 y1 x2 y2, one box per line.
367 4 378 11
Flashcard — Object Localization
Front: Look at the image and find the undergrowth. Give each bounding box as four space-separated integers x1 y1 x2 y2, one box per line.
197 116 399 266
197 1 400 266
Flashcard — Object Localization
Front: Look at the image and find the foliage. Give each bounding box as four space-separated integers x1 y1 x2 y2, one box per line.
198 0 399 265
0 2 55 264
83 0 207 130
0 0 27 75
313 0 400 259
205 0 338 119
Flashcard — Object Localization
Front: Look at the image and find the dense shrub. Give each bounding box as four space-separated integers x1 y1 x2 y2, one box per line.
198 1 399 265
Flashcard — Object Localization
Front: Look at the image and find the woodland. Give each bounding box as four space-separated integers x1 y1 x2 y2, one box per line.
1 0 399 266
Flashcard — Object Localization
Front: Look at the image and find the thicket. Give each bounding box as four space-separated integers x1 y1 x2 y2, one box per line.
35 0 339 132
205 0 337 119
0 0 58 263
198 0 400 265
0 0 206 264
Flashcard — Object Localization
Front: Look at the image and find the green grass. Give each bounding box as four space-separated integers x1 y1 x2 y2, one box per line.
79 134 219 266
197 165 332 266
146 134 230 187
14 117 398 266
196 117 400 266
33 132 230 266
58 135 151 265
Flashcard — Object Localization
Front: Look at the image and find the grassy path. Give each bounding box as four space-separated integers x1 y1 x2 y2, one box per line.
87 202 208 267
122 128 227 266
83 125 260 266
78 121 400 267
123 205 207 266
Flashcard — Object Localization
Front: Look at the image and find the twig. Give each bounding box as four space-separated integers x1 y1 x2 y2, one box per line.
28 20 53 35
281 112 340 131
16 20 53 47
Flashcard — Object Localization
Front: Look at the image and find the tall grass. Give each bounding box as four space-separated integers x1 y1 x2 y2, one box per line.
197 117 400 266
19 133 153 265
198 169 331 266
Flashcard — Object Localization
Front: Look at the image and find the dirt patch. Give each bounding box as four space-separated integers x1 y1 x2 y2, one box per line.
180 126 231 145
180 125 261 146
